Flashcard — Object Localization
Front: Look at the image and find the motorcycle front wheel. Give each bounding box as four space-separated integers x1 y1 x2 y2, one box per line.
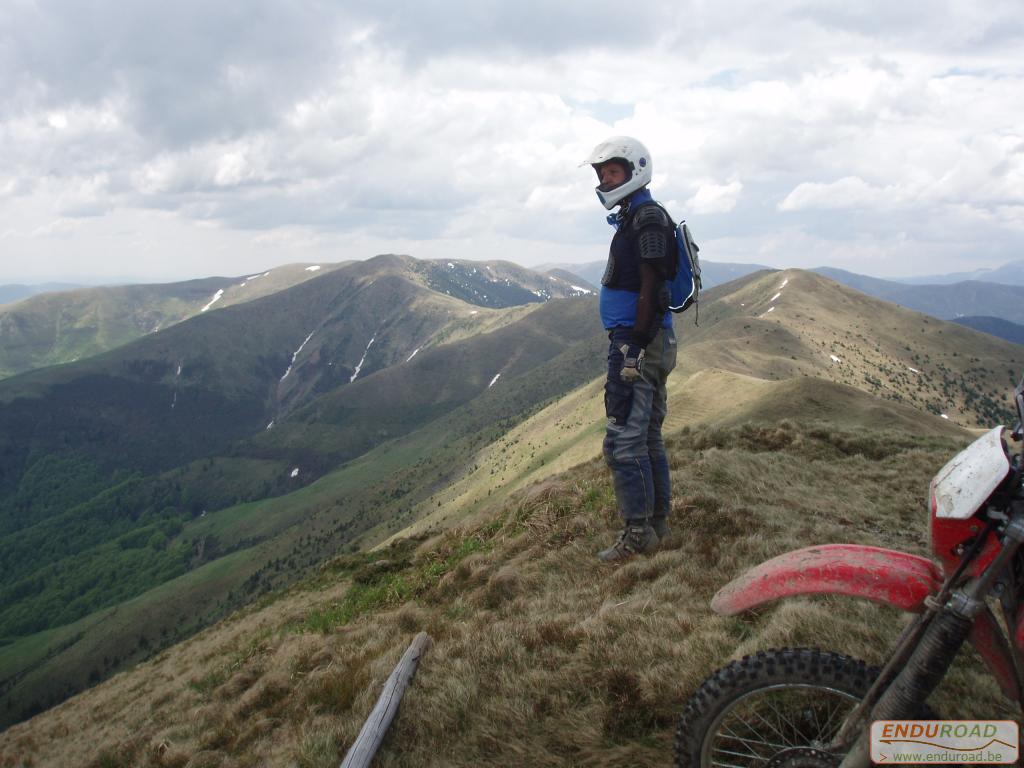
675 648 878 768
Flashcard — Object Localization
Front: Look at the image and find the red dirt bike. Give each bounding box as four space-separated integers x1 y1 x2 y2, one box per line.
675 379 1024 768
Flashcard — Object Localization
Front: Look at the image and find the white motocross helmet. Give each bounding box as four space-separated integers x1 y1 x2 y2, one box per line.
582 135 653 209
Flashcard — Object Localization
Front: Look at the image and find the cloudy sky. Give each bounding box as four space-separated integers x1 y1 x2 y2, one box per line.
1 0 1022 284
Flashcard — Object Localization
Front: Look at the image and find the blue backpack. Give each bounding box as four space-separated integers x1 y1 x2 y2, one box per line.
668 220 702 317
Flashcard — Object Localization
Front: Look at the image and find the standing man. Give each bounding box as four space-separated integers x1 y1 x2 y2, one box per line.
582 136 678 562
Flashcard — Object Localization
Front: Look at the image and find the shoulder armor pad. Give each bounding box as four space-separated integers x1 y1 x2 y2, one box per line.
631 204 671 231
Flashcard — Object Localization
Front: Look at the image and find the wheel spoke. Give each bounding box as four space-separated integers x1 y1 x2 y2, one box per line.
717 726 764 758
731 710 791 756
809 694 823 736
719 725 789 753
713 747 770 759
723 735 789 753
751 706 796 747
763 694 806 742
710 743 773 765
717 719 779 765
819 696 852 741
708 759 749 768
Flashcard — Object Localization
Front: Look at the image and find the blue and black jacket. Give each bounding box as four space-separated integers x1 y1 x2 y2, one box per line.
599 188 675 346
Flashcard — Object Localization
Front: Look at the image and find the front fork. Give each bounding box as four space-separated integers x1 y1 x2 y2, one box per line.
837 514 1024 768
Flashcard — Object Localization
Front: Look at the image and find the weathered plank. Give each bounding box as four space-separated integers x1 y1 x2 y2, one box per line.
340 631 433 768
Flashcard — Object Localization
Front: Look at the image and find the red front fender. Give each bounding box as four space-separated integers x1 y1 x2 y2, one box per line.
711 544 943 616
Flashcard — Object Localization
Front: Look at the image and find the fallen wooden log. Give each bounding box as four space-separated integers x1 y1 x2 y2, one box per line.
340 631 433 768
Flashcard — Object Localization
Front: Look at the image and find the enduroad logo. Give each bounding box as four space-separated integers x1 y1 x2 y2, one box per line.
871 720 1019 764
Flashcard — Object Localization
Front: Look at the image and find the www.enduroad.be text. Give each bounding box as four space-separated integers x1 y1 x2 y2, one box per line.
892 750 1006 763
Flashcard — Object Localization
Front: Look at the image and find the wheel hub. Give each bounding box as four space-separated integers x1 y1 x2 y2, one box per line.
764 747 840 768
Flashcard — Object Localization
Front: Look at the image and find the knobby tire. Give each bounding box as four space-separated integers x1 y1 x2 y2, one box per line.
674 648 879 768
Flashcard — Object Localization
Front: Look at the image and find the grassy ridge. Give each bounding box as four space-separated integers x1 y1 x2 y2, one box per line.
0 264 350 380
679 269 1024 427
0 303 607 729
1 420 1010 767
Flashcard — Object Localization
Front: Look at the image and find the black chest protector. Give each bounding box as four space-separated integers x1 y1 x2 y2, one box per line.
601 201 675 291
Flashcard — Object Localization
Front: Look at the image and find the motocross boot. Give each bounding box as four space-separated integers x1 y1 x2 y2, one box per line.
597 523 659 562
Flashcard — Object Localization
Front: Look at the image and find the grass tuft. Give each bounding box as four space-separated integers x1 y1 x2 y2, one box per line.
295 725 341 768
305 660 371 714
602 668 665 740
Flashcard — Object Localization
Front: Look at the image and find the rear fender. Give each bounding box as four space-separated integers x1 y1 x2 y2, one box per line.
710 544 942 615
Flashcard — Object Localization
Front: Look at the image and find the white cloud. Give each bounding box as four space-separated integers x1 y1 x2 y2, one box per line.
686 181 743 214
0 1 1022 282
779 177 891 211
30 218 80 239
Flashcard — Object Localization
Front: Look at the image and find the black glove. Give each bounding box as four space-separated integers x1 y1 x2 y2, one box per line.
619 342 645 382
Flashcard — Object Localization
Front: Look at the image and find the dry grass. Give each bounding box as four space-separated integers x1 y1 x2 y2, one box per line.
683 269 1024 428
1 420 1011 767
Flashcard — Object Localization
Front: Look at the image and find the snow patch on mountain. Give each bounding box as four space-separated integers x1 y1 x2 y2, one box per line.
201 289 224 312
350 336 376 383
281 331 315 381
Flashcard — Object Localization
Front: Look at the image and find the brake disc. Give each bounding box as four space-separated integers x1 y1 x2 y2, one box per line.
764 747 841 768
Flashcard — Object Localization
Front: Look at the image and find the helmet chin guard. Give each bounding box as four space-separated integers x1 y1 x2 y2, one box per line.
581 136 653 209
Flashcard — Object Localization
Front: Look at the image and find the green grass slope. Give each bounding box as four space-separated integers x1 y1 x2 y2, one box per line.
1 417 1011 767
0 297 606 728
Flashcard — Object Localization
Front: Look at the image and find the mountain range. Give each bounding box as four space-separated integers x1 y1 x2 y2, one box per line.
953 316 1024 345
7 256 1024 385
545 259 1024 345
0 259 593 382
810 267 1024 325
892 258 1024 286
0 255 602 728
0 255 1021 763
